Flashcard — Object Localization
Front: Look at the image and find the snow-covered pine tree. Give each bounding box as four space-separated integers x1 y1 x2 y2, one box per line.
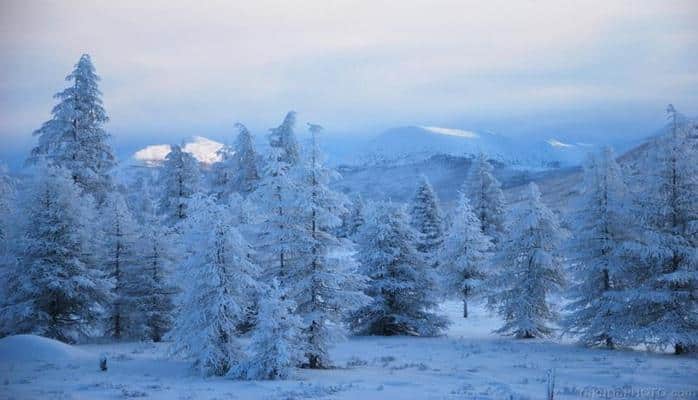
290 123 369 368
270 111 300 167
563 148 641 349
28 54 115 204
138 206 177 342
440 192 492 318
465 153 506 244
352 202 448 336
211 123 260 202
338 194 365 239
169 196 259 376
489 183 565 339
103 193 142 339
158 145 200 226
625 105 698 354
0 165 111 343
252 112 307 285
234 279 304 380
409 175 445 263
232 123 260 194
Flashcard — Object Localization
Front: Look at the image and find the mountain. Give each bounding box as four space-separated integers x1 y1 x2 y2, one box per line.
132 136 224 166
359 126 591 169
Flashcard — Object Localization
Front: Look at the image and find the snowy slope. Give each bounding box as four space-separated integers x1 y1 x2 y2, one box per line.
361 126 590 169
2 303 696 399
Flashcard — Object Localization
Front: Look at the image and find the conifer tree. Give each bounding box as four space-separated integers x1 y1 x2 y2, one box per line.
139 210 177 342
212 123 260 202
290 123 368 368
158 145 200 226
103 193 142 339
625 106 698 354
29 54 115 204
489 183 565 339
466 153 506 243
352 202 448 336
563 148 641 348
441 192 492 318
409 176 445 264
0 165 111 343
234 280 304 380
169 196 259 375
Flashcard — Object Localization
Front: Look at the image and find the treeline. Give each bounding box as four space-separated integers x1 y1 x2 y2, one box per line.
0 55 696 380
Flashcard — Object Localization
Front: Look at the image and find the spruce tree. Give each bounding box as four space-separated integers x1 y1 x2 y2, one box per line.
158 145 200 226
169 196 259 376
0 165 111 343
103 193 142 339
441 192 492 318
489 183 565 339
29 54 114 204
626 106 698 354
563 148 641 349
409 176 445 261
212 123 260 202
290 123 368 368
234 280 304 380
352 202 448 336
466 153 506 243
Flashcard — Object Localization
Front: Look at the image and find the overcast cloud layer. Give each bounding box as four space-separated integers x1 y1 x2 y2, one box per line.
1 0 697 163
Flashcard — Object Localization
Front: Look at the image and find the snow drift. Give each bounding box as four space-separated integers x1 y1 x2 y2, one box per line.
0 334 90 363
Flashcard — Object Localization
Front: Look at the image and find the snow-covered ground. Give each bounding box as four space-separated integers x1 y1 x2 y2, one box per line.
2 302 697 400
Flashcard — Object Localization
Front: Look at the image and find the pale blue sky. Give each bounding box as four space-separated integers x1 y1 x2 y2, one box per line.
1 0 697 165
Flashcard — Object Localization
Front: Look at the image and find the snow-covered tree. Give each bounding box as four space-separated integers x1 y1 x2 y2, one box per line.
465 153 506 243
102 193 142 339
138 209 177 342
158 145 200 226
290 123 369 368
252 113 307 285
269 111 300 166
440 192 492 318
0 165 111 343
212 123 260 202
409 176 445 265
28 54 115 204
624 105 698 354
234 280 304 380
352 202 448 336
169 196 259 376
563 148 641 349
489 183 565 339
338 194 365 239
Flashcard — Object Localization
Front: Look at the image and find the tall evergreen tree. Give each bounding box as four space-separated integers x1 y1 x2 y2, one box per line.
0 165 111 343
169 197 259 376
252 113 307 285
103 193 142 339
29 54 115 204
291 123 368 368
234 280 304 380
138 205 177 342
211 123 260 202
269 111 300 166
465 153 506 244
626 106 698 354
441 192 492 318
352 202 448 336
489 183 565 339
563 148 641 348
338 194 365 239
409 176 445 260
158 145 200 226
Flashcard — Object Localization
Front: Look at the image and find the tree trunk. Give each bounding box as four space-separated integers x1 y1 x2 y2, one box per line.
463 299 468 318
675 343 685 355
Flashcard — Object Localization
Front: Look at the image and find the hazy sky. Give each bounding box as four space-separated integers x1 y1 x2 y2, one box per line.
1 0 697 163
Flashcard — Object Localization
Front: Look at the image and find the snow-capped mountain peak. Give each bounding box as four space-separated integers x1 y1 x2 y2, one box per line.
421 126 479 139
546 138 574 148
132 136 224 166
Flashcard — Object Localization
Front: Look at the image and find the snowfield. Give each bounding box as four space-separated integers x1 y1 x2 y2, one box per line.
2 302 696 400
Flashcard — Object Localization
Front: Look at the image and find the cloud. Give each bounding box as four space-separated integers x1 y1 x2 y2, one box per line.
0 0 697 151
